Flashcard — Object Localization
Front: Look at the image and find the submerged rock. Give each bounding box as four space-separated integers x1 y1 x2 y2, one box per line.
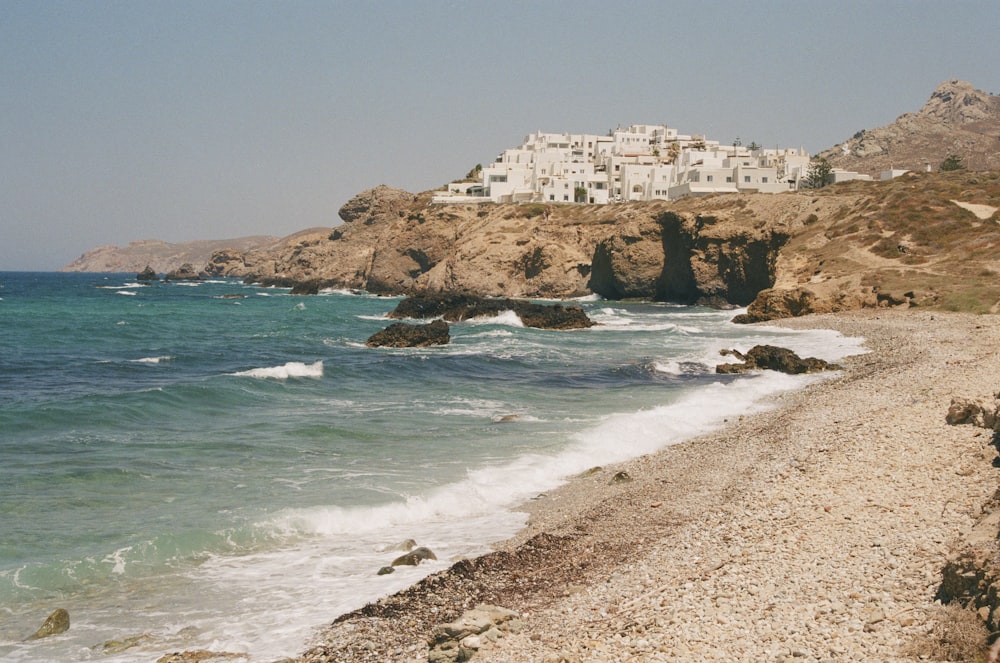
365 320 451 348
27 608 69 640
716 345 841 375
391 546 437 567
388 293 594 330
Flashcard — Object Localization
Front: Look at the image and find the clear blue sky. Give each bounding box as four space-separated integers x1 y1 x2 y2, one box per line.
2 0 999 270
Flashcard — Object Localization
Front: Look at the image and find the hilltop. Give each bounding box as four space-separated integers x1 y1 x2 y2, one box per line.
818 79 1000 175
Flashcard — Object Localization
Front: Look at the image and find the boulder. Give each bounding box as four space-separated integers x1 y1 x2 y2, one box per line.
716 345 841 375
946 396 1000 430
387 293 594 330
27 608 69 640
289 279 323 295
164 263 201 281
137 265 159 281
428 604 521 663
365 320 450 348
391 546 437 567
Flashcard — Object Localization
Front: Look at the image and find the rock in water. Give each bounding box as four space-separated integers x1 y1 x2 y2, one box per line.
27 608 69 640
137 265 159 281
164 263 201 281
391 546 438 567
365 320 450 348
716 345 840 374
387 293 594 330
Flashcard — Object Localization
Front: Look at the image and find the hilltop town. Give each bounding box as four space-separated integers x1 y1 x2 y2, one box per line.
436 125 817 205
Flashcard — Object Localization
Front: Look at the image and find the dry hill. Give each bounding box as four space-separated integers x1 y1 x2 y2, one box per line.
818 79 1000 175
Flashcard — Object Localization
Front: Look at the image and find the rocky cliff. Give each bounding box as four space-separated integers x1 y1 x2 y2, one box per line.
208 169 1000 320
818 80 1000 175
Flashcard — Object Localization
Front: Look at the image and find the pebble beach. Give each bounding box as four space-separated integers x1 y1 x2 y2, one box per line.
298 309 1000 663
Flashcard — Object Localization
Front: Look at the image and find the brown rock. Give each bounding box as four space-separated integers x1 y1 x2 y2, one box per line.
27 608 69 640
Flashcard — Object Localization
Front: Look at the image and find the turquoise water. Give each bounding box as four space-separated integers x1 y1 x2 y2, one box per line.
0 272 864 661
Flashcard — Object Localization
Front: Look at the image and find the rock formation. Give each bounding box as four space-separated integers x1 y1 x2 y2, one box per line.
365 321 451 348
164 263 201 281
716 345 841 375
818 80 1000 175
137 265 159 281
387 293 595 330
427 604 522 663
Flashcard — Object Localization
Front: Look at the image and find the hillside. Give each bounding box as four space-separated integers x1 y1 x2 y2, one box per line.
60 233 312 274
818 79 1000 175
207 170 1000 318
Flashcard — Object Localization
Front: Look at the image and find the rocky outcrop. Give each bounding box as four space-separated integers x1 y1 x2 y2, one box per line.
716 345 841 375
164 263 201 281
818 80 1000 176
655 211 788 306
27 608 69 640
946 395 1000 430
137 265 159 281
365 321 451 348
338 185 416 225
387 294 595 330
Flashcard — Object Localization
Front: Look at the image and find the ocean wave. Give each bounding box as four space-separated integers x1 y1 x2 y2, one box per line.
463 310 525 327
115 290 137 296
230 360 324 379
129 356 175 365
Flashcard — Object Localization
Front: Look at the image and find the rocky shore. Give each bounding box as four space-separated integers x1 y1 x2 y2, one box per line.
294 309 1000 663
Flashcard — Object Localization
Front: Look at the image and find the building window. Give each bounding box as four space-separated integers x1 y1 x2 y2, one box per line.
762 177 768 183
549 195 554 201
707 175 713 182
726 176 733 183
563 195 569 201
744 176 751 183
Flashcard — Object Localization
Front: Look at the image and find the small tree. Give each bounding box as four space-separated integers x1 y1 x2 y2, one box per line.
805 158 833 188
939 154 965 171
463 164 483 181
574 186 588 203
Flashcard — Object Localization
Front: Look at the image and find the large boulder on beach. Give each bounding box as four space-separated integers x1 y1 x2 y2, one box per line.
366 320 450 348
27 608 69 640
387 293 594 330
716 345 840 375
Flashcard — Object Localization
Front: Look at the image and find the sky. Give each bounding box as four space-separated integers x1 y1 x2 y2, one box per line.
2 1 999 270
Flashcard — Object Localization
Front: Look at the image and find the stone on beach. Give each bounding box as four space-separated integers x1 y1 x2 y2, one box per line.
716 344 840 374
391 546 437 567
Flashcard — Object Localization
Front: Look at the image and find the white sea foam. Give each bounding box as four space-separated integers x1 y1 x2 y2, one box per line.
231 360 324 379
115 290 137 296
129 356 174 364
465 310 524 327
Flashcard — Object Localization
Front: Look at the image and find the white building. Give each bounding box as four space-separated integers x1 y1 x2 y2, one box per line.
434 123 814 205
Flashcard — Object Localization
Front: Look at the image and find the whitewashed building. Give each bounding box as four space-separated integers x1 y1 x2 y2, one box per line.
434 123 813 205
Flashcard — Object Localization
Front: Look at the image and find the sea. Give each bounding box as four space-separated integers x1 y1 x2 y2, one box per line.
0 272 865 662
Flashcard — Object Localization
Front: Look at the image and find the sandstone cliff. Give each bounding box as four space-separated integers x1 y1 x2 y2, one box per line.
818 80 1000 175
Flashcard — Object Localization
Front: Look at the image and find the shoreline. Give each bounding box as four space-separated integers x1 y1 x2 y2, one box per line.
296 309 1000 662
